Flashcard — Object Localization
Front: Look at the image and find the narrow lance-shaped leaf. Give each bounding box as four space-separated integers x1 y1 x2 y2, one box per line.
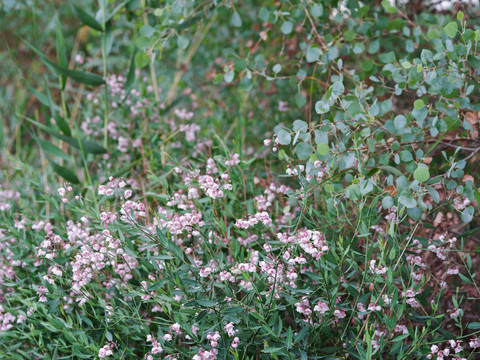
46 155 80 184
27 85 61 113
25 117 107 154
55 17 68 89
125 48 137 95
106 0 129 22
23 39 105 86
53 113 72 136
69 1 104 31
34 136 71 161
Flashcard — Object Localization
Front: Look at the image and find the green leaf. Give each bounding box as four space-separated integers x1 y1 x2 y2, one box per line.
379 51 396 64
461 206 474 223
296 143 313 160
414 166 430 183
392 333 409 342
295 92 306 107
306 47 321 63
147 280 167 291
382 196 394 209
277 130 291 145
329 81 344 100
196 299 217 307
311 3 323 17
294 325 309 344
399 193 417 208
106 0 129 22
427 186 440 203
444 21 458 38
407 207 422 221
231 11 242 27
103 20 114 56
293 120 308 132
381 0 396 14
47 156 80 184
167 242 184 261
286 327 293 349
315 100 330 114
317 143 329 156
23 39 104 86
467 322 480 330
70 1 103 31
25 117 107 154
36 137 70 161
414 99 425 109
125 48 137 95
457 11 464 21
55 17 68 89
135 52 149 68
281 21 293 35
53 114 72 136
262 347 285 354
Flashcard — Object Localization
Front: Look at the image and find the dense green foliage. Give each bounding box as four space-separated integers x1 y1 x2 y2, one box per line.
1 1 480 359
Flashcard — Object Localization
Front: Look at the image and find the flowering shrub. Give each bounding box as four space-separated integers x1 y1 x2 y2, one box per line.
1 0 480 359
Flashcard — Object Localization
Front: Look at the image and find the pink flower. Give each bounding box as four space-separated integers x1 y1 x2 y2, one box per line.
98 345 113 358
224 322 238 337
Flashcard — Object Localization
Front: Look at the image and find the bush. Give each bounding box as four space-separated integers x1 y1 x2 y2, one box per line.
1 0 480 359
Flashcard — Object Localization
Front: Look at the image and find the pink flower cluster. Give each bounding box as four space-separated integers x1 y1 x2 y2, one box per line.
198 175 226 199
165 210 204 235
369 260 387 275
277 229 329 260
180 124 201 142
98 344 113 358
224 322 238 337
427 339 468 359
0 185 19 211
145 334 163 356
235 211 272 229
57 183 73 203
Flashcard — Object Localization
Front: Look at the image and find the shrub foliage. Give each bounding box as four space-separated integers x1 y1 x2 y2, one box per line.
1 0 480 359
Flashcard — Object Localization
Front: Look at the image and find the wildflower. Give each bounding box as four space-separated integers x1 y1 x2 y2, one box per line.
98 345 113 358
224 322 238 337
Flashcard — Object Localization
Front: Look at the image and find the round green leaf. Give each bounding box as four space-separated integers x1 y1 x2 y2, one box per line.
296 143 313 160
295 92 306 107
317 143 329 156
414 99 425 109
315 100 330 114
293 120 308 132
306 47 321 63
277 129 291 145
444 21 458 38
399 193 417 208
281 21 293 34
414 166 430 183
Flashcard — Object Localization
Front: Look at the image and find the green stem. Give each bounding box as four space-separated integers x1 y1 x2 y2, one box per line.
100 0 109 149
